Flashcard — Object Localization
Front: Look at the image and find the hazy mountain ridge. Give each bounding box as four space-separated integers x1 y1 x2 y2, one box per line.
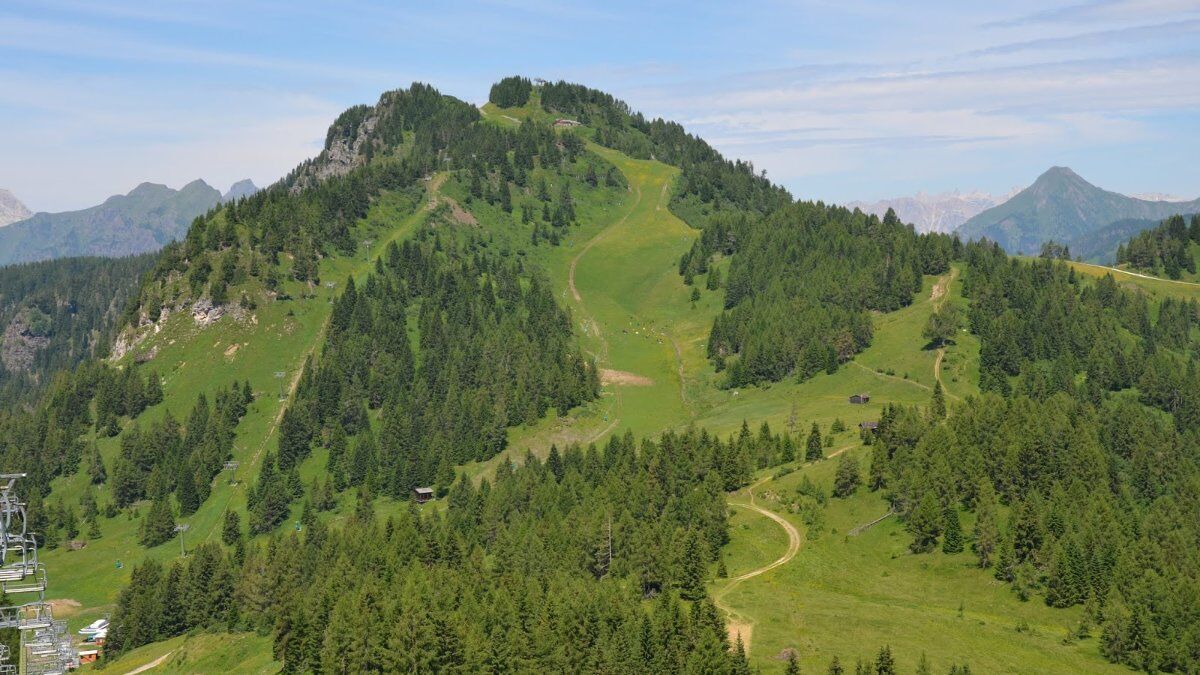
0 189 32 228
957 166 1200 255
0 179 258 268
222 179 259 202
847 189 1018 233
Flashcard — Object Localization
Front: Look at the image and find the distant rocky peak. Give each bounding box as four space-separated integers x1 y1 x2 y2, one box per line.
0 188 32 228
222 179 259 202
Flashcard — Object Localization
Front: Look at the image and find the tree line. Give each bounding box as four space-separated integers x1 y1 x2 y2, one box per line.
111 430 738 671
246 227 600 534
873 246 1200 671
0 253 155 406
1116 214 1200 279
706 206 957 386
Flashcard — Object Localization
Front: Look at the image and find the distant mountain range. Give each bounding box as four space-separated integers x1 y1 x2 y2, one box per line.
0 179 258 268
848 189 1018 234
0 189 32 228
223 179 258 202
957 167 1200 256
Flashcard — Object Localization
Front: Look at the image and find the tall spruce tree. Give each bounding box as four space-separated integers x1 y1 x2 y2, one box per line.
806 422 823 461
942 506 964 554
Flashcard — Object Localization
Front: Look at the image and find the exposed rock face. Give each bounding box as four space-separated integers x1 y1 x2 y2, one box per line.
191 298 225 327
0 188 32 228
291 113 379 193
1 311 51 373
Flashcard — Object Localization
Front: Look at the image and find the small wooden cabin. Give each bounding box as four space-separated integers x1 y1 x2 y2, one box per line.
413 487 434 504
849 393 870 404
858 421 879 431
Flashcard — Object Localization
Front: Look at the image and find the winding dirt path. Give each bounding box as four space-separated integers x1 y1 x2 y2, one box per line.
729 484 801 582
121 651 174 674
1073 261 1200 287
568 181 643 305
714 475 802 652
930 268 963 402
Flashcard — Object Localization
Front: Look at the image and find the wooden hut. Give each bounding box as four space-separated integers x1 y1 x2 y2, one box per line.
849 393 870 404
413 487 434 504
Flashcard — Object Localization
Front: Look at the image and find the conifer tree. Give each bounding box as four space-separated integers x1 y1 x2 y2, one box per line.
930 381 946 420
806 422 823 461
907 492 942 553
140 495 176 548
972 480 998 568
874 645 896 674
678 530 707 601
145 370 164 406
832 453 861 498
785 651 801 675
942 506 964 553
731 634 751 675
221 510 242 546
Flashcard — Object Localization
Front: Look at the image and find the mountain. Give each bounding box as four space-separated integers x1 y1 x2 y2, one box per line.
1065 216 1200 264
847 189 1016 233
957 166 1200 254
221 178 258 202
8 79 1198 675
0 189 32 227
0 179 221 267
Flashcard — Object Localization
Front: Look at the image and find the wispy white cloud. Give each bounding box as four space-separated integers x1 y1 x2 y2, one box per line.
969 18 1200 56
984 0 1200 27
0 15 396 83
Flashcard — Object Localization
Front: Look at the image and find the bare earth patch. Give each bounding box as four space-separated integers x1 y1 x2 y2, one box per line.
223 343 240 358
49 599 81 617
728 621 754 654
446 198 477 225
599 369 653 386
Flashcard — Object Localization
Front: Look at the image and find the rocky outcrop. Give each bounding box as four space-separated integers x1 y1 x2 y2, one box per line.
191 298 226 327
1 312 51 373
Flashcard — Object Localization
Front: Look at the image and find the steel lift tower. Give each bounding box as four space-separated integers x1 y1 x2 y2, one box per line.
0 474 77 674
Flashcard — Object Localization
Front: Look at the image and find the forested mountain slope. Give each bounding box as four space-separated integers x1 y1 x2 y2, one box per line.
958 166 1200 255
0 180 222 266
6 78 1196 674
0 253 154 404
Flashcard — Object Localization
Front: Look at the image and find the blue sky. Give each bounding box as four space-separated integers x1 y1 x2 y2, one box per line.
2 0 1198 212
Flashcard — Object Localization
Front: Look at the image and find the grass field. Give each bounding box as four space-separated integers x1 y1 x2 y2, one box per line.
717 450 1125 673
82 632 278 674
1064 258 1200 302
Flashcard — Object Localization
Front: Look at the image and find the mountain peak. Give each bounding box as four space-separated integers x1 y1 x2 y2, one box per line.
180 178 214 192
1031 166 1090 190
222 179 259 202
0 188 32 228
959 166 1200 255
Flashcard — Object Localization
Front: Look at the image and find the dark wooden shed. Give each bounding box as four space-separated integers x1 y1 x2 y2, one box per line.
413 487 434 504
849 393 870 404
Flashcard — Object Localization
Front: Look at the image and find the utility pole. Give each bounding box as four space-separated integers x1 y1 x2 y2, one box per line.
175 523 190 558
